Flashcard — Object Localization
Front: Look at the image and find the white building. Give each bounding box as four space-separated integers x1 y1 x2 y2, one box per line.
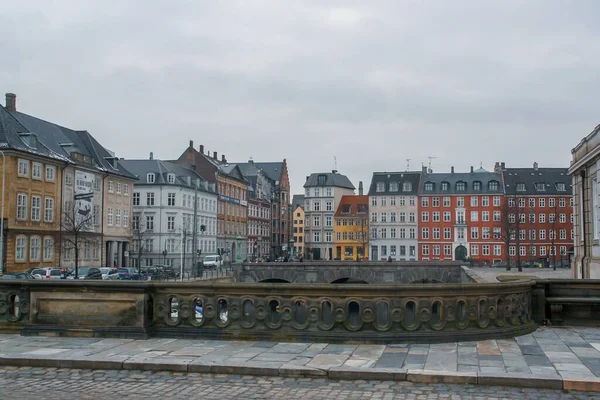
120 157 218 269
368 172 421 261
304 171 355 260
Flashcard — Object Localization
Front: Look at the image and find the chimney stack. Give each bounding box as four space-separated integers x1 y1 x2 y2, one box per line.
5 93 16 112
422 165 428 174
533 162 538 171
222 154 226 163
213 151 217 160
501 162 505 170
358 181 363 196
470 166 474 173
199 144 204 153
189 140 194 148
149 152 153 160
451 166 455 174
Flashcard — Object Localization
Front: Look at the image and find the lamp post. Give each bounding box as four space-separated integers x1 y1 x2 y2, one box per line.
289 237 295 260
0 150 5 274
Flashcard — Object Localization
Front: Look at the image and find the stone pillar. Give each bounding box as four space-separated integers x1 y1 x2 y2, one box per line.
107 241 114 268
117 241 123 267
123 242 129 268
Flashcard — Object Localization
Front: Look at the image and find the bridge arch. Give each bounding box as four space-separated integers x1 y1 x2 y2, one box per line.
331 277 369 284
259 278 292 283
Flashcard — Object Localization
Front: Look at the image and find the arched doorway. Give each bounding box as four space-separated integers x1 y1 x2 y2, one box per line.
455 245 467 261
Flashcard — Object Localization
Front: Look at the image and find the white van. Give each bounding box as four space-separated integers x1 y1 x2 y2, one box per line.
202 255 222 269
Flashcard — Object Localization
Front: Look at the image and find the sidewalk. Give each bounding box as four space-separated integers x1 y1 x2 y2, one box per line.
1 327 599 392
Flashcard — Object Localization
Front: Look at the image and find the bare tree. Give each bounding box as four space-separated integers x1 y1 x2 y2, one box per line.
349 205 370 261
131 211 152 276
60 200 96 279
550 203 558 270
496 196 524 272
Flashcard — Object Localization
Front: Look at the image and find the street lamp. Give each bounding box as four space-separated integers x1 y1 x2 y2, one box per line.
0 150 5 274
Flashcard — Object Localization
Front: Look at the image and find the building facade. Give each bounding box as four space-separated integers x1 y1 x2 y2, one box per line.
500 162 573 269
418 166 504 264
176 142 248 263
120 157 218 270
568 126 600 279
368 172 420 261
303 171 355 260
334 195 369 260
246 173 271 261
292 204 305 258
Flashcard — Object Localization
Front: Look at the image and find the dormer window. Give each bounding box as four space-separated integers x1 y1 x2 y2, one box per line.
456 181 466 192
473 181 482 191
317 174 327 185
424 182 434 191
147 173 155 183
403 182 412 192
488 181 499 191
516 183 526 192
167 173 176 184
555 183 566 192
535 183 546 192
342 204 351 213
389 182 399 192
441 182 449 191
376 182 385 192
19 133 37 148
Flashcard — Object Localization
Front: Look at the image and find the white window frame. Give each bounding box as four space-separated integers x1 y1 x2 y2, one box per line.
124 184 129 195
15 235 27 262
44 197 54 222
147 173 155 183
30 236 41 262
65 171 73 185
45 165 56 182
17 193 28 220
31 195 41 221
43 237 54 261
18 159 30 177
107 207 113 226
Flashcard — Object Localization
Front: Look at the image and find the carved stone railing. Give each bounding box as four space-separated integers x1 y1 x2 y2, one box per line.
0 279 537 343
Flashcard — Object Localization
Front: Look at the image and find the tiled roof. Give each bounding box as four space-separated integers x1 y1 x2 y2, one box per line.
120 159 214 193
419 171 504 195
503 166 572 196
334 195 369 217
368 172 421 196
304 172 355 190
236 161 284 182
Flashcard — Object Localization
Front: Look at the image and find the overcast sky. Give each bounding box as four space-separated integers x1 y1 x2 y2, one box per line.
1 1 598 194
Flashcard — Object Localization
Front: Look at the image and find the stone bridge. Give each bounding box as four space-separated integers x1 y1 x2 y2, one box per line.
234 261 479 284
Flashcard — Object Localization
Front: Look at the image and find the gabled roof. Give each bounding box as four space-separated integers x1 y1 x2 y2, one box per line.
0 105 71 162
334 195 369 217
368 171 421 196
120 159 214 193
292 194 305 209
419 171 504 195
304 171 355 190
236 161 285 182
503 166 572 196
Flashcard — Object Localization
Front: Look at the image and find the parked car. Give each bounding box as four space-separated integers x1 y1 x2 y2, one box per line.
30 268 63 280
202 255 222 269
117 268 140 280
84 268 103 280
99 267 119 280
2 273 36 280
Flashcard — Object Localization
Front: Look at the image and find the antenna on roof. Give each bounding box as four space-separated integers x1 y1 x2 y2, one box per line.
480 161 483 169
334 156 337 171
428 156 437 173
406 159 411 172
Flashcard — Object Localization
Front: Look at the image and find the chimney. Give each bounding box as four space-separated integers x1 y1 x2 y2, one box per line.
451 166 455 174
199 144 204 153
358 181 363 196
501 162 506 170
5 93 16 112
222 154 226 163
149 152 153 160
189 140 194 148
213 151 217 160
533 162 538 171
306 176 309 182
470 166 474 173
422 165 428 174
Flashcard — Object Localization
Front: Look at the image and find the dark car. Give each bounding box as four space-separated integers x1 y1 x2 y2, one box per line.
117 268 140 280
84 268 103 280
2 273 36 280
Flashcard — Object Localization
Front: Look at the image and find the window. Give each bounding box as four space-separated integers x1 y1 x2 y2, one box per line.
432 197 440 207
93 204 100 226
116 182 122 194
456 181 466 191
529 230 536 240
539 213 546 223
371 197 377 206
493 196 501 207
482 227 490 239
381 197 387 206
147 192 155 206
493 227 501 239
313 201 320 211
517 183 526 192
45 166 56 182
389 182 399 192
433 211 440 222
403 182 412 192
31 162 42 180
535 183 546 192
147 173 155 183
539 198 546 208
123 210 129 228
30 196 41 221
529 198 535 208
167 216 175 231
481 211 489 221
422 197 429 207
17 193 27 220
433 245 440 256
326 201 333 211
444 228 451 240
15 236 26 261
529 213 535 224
409 228 416 239
168 193 176 206
409 198 415 206
559 213 566 224
108 180 114 193
313 232 320 242
540 247 546 257
314 188 320 197
381 212 387 222
441 182 449 191
390 228 397 238
482 245 490 256
65 172 73 185
556 183 566 192
473 181 482 191
471 227 479 239
433 228 440 239
560 229 567 240
18 159 29 177
519 198 526 208
422 228 429 239
116 209 121 226
520 246 526 256
549 214 555 223
422 245 429 256
509 246 516 257
457 197 464 207
94 177 100 191
371 212 377 222
444 245 451 256
549 198 555 207
167 173 175 184
424 182 434 191
30 236 41 261
470 211 478 222
124 184 129 195
326 216 332 227
422 212 429 222
107 208 113 226
145 239 154 253
493 211 501 222
325 232 332 242
43 237 54 261
376 182 385 192
471 245 479 256
471 197 478 207
313 216 320 227
443 211 451 222
146 215 154 230
482 197 489 207
133 192 140 206
44 197 54 222
380 228 387 239
559 198 566 208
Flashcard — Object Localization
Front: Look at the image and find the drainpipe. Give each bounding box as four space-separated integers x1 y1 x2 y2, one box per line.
580 170 587 279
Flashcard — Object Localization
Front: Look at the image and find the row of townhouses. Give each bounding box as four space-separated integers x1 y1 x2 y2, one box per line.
1 93 293 273
294 164 574 267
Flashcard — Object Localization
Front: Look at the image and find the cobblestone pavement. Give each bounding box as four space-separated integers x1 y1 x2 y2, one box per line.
468 266 573 283
0 367 597 400
2 327 600 379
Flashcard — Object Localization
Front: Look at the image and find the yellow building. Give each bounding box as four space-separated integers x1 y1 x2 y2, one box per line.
333 195 369 261
292 205 305 257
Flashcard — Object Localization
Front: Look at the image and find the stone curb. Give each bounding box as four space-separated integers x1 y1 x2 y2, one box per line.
1 355 599 393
